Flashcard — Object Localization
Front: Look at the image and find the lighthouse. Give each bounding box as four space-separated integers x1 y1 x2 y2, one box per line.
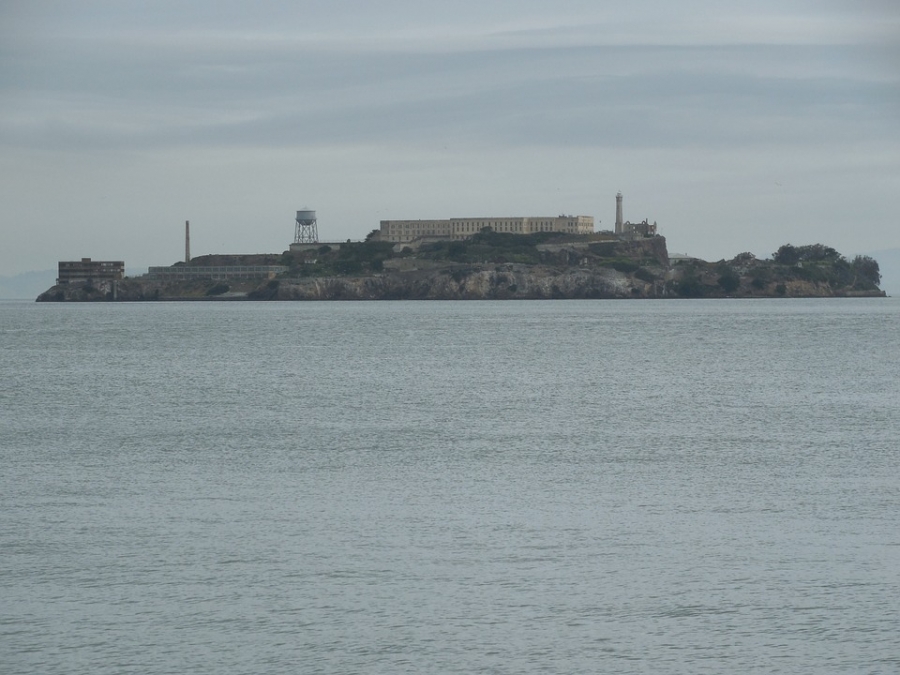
615 192 624 234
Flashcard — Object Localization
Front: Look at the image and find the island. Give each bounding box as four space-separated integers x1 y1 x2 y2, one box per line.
37 232 884 301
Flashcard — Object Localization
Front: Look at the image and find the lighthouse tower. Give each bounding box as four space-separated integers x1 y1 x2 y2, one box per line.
615 192 624 234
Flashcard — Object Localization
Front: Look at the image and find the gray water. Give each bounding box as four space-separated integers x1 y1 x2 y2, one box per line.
2 299 899 674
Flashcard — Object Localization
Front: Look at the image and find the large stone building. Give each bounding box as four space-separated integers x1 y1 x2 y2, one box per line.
378 215 594 244
620 219 658 238
57 258 125 285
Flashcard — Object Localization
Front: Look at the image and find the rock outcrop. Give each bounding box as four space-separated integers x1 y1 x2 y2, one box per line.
269 265 655 301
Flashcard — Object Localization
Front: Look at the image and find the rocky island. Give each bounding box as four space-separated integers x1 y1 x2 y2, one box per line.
37 231 884 301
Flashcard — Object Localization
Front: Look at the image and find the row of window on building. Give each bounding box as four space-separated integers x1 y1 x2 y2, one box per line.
379 216 594 242
57 258 125 285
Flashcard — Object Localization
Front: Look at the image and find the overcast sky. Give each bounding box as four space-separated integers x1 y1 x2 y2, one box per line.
1 0 898 275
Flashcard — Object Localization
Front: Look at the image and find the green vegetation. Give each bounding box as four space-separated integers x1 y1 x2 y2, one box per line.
419 229 561 265
674 269 707 297
286 240 396 278
286 230 623 276
634 267 657 283
771 245 880 291
670 243 882 297
274 236 880 299
772 244 841 265
717 271 741 293
588 242 618 257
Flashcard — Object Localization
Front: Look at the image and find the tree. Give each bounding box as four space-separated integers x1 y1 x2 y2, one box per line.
730 252 756 265
851 255 881 289
773 244 800 265
675 269 706 297
447 241 468 261
718 272 740 293
797 244 840 261
774 243 841 264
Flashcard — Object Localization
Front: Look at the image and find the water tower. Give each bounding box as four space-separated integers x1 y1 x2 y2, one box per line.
294 209 318 244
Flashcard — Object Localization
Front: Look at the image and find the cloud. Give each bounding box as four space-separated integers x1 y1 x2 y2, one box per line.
2 36 896 153
1 0 899 276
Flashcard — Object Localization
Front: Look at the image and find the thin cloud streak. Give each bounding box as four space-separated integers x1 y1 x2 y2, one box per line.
0 1 898 276
3 44 895 152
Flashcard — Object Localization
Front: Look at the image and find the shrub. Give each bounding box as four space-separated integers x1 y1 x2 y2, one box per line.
604 259 639 273
450 268 469 283
718 272 740 293
634 267 656 283
447 241 468 260
731 252 756 265
206 283 229 296
333 260 362 275
588 242 617 257
675 273 706 297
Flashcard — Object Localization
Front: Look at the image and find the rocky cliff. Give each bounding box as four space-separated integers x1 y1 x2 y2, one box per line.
268 265 655 300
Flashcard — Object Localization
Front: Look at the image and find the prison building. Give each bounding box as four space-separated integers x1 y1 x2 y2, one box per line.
378 215 594 244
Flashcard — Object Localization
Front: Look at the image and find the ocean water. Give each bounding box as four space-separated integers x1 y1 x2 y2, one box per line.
1 298 898 674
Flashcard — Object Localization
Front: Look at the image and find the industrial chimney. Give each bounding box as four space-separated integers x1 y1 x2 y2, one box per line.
185 220 190 263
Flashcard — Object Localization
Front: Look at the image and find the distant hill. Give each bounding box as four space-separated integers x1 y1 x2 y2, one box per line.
0 270 56 300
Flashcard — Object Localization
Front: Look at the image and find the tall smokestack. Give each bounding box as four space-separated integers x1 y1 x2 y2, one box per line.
185 220 190 263
615 192 623 234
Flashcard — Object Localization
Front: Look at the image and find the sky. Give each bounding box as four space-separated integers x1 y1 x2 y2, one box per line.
1 0 898 276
